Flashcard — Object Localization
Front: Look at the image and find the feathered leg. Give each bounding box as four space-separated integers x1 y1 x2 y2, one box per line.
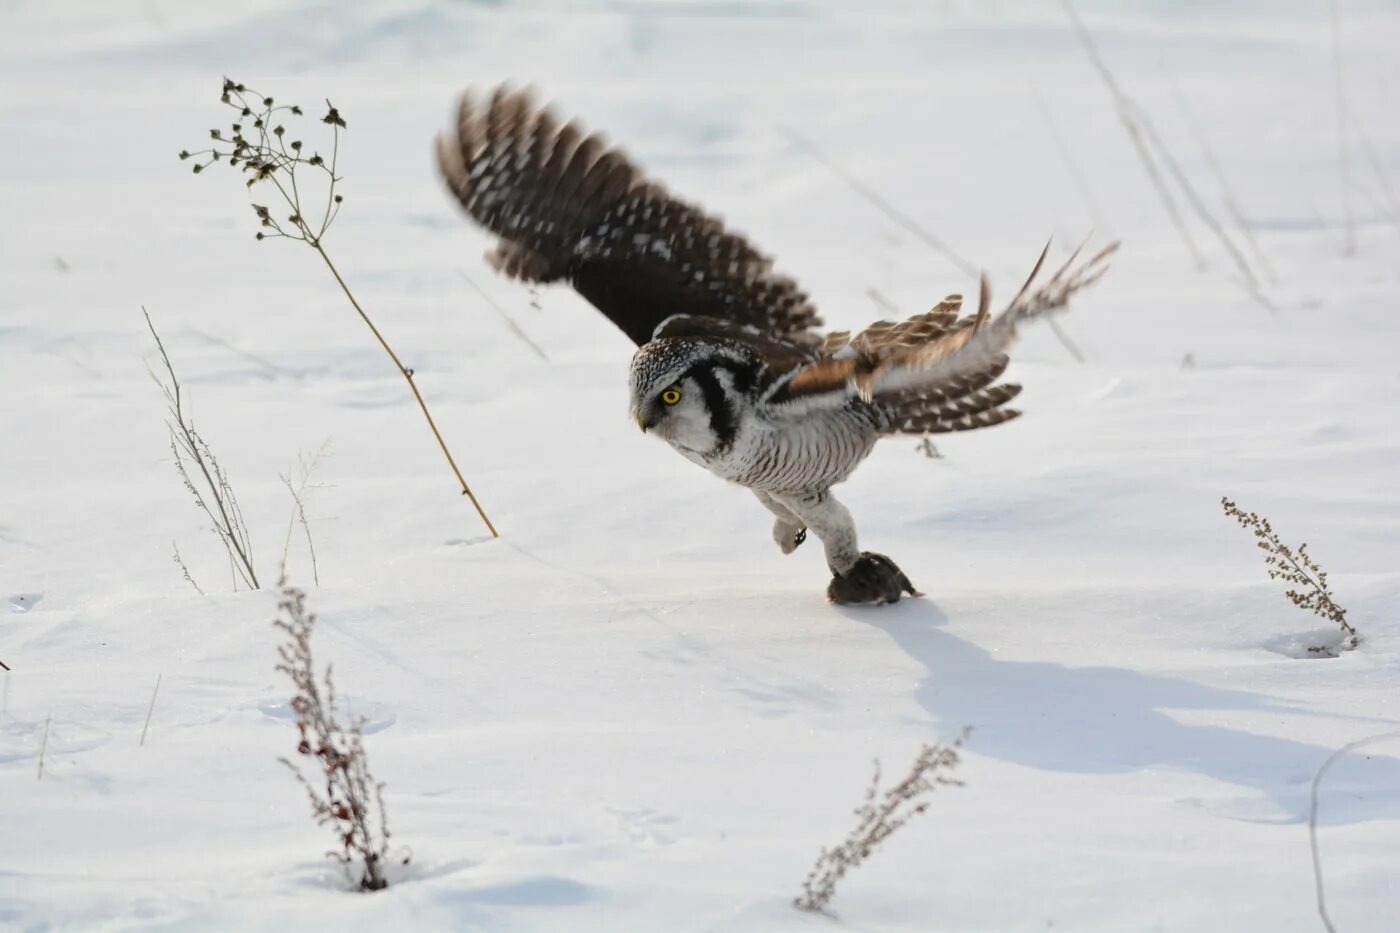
775 490 918 605
753 489 807 554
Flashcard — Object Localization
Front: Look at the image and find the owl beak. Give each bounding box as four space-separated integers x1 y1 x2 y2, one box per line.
636 414 648 432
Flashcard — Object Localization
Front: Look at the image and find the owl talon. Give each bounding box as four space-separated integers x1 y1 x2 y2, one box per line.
774 521 808 555
827 552 918 606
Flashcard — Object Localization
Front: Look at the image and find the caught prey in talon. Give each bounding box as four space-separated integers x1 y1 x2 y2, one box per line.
435 85 1115 605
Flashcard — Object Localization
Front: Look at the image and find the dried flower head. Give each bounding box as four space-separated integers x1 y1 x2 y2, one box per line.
1221 497 1358 655
181 78 346 244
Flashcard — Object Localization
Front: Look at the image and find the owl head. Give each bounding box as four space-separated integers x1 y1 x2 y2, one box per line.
628 338 754 455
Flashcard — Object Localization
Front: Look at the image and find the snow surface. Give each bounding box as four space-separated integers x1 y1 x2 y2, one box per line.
3 1 1399 930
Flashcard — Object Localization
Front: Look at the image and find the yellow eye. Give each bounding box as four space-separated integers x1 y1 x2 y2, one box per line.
661 388 682 406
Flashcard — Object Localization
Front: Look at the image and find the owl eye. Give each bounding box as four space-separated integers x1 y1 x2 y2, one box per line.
661 387 682 406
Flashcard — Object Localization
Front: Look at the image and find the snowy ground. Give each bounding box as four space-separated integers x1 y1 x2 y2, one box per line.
3 0 1399 929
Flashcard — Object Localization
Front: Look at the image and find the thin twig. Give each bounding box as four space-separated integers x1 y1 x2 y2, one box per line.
172 540 206 596
1164 71 1278 285
1046 318 1087 363
185 81 499 538
144 307 260 590
1310 730 1400 932
140 674 162 747
311 244 497 537
779 126 979 279
1344 102 1400 236
866 287 902 317
1028 82 1108 232
1127 100 1274 312
37 714 50 780
1060 0 1204 269
279 442 328 585
459 270 550 362
0 659 9 672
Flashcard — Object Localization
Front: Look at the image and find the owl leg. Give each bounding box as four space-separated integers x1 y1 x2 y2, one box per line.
753 489 807 554
775 490 919 606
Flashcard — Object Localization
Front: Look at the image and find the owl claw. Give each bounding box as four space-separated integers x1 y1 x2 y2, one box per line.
827 552 919 606
774 521 807 555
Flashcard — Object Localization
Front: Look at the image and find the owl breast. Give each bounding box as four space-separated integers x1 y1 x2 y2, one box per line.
694 404 883 494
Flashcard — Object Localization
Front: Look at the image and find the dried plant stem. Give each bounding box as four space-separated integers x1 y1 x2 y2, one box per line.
172 540 206 596
865 287 901 317
1028 82 1107 232
1127 102 1274 312
184 80 497 538
1221 497 1358 653
795 729 969 913
1164 72 1277 285
0 659 9 672
1060 0 1203 268
144 307 260 590
1310 730 1400 933
311 245 498 537
140 674 162 747
780 126 978 279
37 714 50 780
1344 104 1400 235
1328 0 1356 255
276 579 398 890
279 442 328 585
460 270 549 362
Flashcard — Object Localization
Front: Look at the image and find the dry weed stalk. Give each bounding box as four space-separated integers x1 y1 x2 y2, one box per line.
1165 73 1277 285
459 270 550 362
1221 498 1358 654
275 579 401 891
795 729 969 913
171 540 206 596
37 714 50 781
1060 0 1201 268
144 308 260 591
182 79 497 538
1062 1 1277 312
140 674 162 747
279 442 329 586
1028 81 1108 232
1310 730 1400 933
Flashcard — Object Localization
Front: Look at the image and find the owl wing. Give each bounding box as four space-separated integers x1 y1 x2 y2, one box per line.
766 241 1116 432
435 86 823 347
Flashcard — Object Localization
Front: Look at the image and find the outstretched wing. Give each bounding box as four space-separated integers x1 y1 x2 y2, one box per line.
435 86 823 346
768 241 1116 432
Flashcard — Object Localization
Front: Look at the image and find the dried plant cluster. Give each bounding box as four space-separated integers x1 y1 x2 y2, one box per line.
181 79 497 538
275 580 401 891
179 79 346 244
144 308 259 592
1221 497 1358 655
795 730 969 913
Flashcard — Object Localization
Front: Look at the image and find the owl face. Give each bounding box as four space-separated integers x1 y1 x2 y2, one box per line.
629 338 736 456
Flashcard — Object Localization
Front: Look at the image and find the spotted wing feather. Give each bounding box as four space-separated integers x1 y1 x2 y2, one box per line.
436 86 823 346
769 242 1116 433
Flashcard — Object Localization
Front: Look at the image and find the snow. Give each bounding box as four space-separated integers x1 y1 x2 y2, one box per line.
2 0 1399 929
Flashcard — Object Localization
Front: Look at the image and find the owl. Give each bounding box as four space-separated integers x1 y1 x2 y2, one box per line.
436 86 1113 605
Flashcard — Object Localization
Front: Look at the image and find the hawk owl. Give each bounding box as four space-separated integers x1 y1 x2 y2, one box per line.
435 86 1113 605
